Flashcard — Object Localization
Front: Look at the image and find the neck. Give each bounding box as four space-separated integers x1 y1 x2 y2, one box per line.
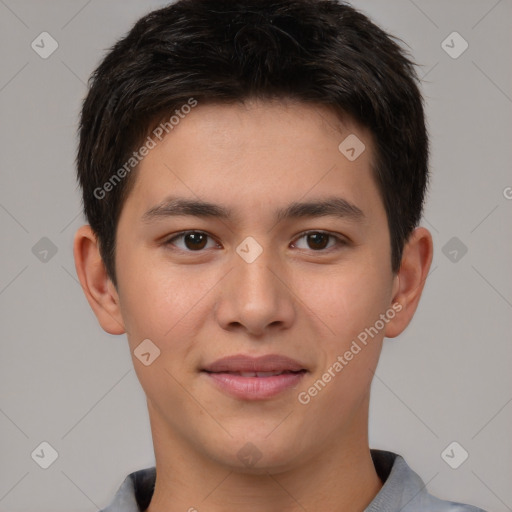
145 400 382 512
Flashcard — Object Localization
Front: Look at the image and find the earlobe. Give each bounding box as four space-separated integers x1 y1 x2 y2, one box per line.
73 225 126 335
384 227 433 339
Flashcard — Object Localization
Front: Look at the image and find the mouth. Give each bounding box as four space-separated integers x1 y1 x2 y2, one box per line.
202 353 307 373
201 354 308 400
203 370 306 377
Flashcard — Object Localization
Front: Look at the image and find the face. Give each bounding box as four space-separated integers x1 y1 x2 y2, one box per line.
110 100 401 471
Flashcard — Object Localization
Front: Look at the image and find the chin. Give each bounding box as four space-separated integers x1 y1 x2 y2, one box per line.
204 429 306 474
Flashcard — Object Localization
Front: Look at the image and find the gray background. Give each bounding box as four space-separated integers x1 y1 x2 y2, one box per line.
0 1 511 510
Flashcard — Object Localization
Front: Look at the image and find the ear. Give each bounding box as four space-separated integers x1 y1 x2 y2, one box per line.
73 225 126 335
384 227 433 338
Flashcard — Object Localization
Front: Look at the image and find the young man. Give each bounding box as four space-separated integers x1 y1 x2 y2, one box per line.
73 1 486 510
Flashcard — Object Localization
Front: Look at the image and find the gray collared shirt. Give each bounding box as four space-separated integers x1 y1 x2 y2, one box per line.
100 449 486 511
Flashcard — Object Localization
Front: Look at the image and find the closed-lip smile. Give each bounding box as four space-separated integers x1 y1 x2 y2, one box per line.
201 354 308 400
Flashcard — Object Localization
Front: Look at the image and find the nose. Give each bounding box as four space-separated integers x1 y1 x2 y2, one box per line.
214 244 296 337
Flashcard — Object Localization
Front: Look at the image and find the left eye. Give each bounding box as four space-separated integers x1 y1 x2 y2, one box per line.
164 230 345 252
292 231 344 251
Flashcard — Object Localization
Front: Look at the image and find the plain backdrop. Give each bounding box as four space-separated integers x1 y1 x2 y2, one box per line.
0 1 511 510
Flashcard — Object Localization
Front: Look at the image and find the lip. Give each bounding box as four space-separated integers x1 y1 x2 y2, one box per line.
201 354 308 400
202 354 306 373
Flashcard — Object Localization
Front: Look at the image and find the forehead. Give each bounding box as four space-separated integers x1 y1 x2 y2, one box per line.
124 100 382 223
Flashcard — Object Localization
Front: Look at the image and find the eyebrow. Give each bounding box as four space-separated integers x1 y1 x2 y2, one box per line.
141 196 365 224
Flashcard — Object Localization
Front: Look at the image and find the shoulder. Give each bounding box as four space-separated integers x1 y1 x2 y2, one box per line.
408 491 487 512
100 467 156 512
368 449 487 512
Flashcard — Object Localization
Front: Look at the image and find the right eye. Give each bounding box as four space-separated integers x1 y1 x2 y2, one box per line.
163 231 220 252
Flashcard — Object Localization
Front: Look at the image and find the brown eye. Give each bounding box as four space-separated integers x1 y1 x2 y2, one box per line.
183 232 208 250
293 231 344 251
165 231 217 251
306 232 330 250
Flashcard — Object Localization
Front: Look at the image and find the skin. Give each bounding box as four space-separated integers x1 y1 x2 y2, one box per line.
74 99 433 512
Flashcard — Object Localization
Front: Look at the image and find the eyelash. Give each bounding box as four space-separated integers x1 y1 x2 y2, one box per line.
163 230 348 253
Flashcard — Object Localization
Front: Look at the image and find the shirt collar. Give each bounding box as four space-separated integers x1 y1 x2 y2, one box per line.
100 449 481 512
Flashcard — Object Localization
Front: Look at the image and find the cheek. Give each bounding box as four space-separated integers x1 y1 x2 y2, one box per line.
296 260 392 342
116 249 213 355
116 248 172 341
